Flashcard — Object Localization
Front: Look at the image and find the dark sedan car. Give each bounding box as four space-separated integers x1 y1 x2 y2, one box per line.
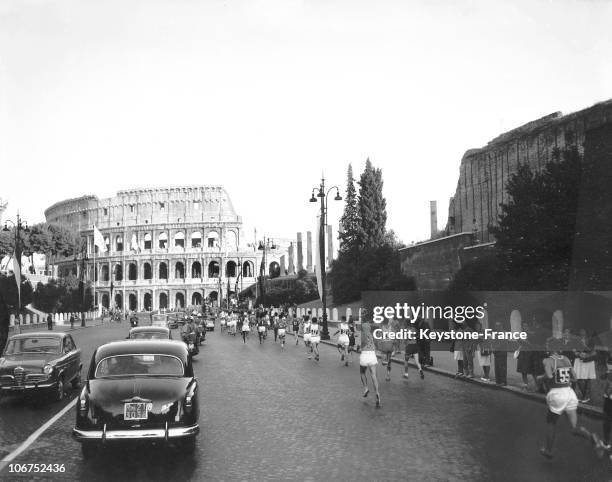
73 340 199 459
127 326 172 340
0 332 82 402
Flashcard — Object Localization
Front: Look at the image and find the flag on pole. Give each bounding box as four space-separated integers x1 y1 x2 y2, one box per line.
93 225 107 253
130 233 139 252
315 215 323 301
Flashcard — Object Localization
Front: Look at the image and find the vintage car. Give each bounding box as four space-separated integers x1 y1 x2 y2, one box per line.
127 326 173 340
0 332 82 401
73 340 199 459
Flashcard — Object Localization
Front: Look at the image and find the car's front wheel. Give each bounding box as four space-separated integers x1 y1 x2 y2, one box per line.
54 378 64 402
180 436 196 454
81 443 97 460
71 368 82 389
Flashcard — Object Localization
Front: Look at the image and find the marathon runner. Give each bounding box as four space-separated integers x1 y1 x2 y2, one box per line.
359 312 381 408
310 317 321 361
334 316 350 366
278 316 288 350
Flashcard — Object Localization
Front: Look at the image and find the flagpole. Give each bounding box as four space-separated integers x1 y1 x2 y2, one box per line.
93 229 97 316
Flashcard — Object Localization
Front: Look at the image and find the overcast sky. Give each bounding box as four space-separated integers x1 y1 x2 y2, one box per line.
1 0 611 245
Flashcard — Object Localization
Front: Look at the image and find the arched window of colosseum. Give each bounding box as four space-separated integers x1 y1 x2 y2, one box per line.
116 236 123 252
226 261 237 277
128 263 137 281
159 262 168 280
192 292 202 306
175 261 185 279
104 237 110 252
192 261 202 278
269 261 280 279
225 231 238 251
144 262 152 280
242 261 254 278
101 265 109 282
175 292 185 309
174 231 185 248
207 231 219 248
191 231 202 248
144 233 152 250
159 232 168 249
208 291 218 302
208 261 219 278
114 264 123 281
101 293 110 309
159 292 168 310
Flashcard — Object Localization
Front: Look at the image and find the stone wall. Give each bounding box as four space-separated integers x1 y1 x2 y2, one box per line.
447 99 612 242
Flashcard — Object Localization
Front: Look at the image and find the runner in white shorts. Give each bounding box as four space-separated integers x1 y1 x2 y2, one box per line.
278 316 287 350
334 316 350 366
310 318 321 361
359 314 381 407
537 338 597 459
303 317 312 359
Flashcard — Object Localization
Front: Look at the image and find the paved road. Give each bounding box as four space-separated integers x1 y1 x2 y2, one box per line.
1 324 610 481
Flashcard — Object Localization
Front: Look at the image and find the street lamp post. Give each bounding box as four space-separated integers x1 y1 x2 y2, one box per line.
309 177 342 340
3 214 29 323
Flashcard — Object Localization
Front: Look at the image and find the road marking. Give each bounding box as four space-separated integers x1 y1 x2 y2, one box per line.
0 398 77 472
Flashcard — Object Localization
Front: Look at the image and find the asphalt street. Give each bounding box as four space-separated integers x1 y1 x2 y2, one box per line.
1 321 610 481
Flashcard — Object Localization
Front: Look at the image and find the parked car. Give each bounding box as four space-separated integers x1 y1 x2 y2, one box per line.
73 340 199 459
0 332 82 402
127 326 173 340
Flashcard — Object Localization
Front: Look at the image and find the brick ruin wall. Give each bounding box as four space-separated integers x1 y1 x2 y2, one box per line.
446 99 612 242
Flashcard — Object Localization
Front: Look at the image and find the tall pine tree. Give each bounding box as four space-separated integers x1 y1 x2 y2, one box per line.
357 158 387 249
338 164 360 254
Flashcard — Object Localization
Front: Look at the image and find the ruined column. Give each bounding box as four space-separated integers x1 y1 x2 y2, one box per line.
306 231 313 271
297 233 304 272
280 255 286 276
288 243 295 275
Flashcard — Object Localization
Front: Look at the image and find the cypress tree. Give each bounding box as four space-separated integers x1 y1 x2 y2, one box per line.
338 164 360 254
357 158 387 249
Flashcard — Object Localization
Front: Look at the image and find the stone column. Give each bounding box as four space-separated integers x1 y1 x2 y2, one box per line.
297 233 304 272
288 243 295 275
306 231 312 271
280 255 286 276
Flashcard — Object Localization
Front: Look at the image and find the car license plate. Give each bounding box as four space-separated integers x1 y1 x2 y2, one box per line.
124 402 149 420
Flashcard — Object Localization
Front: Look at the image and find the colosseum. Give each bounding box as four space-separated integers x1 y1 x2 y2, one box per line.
44 186 280 311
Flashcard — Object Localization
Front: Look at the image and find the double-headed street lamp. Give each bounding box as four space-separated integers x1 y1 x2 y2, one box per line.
309 177 342 340
3 214 29 317
257 237 277 306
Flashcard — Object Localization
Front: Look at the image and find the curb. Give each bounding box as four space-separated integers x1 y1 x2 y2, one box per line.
303 333 606 421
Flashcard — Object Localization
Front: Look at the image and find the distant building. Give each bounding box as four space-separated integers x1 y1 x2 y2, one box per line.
45 186 287 311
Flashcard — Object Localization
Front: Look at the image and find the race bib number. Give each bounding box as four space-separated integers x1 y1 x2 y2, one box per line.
555 367 571 384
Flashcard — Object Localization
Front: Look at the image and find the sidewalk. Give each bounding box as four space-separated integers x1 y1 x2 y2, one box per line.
8 316 106 335
289 330 607 421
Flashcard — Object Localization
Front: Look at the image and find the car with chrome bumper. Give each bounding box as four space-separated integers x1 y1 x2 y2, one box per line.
127 326 173 340
0 332 82 402
73 340 199 459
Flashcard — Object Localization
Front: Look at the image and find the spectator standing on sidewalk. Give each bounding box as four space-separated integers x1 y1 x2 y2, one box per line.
475 320 492 382
516 322 536 391
491 321 509 386
47 312 53 331
574 329 597 403
462 323 477 378
70 314 75 329
450 321 464 377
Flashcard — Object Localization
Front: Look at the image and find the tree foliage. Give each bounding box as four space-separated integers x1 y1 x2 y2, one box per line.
451 145 609 291
338 164 360 254
32 276 93 314
332 159 414 304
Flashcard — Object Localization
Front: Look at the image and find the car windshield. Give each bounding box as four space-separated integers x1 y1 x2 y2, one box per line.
4 337 61 355
130 332 169 340
95 354 184 378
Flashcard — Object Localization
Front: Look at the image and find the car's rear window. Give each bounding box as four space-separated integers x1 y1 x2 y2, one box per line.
4 337 61 355
95 354 183 378
130 332 169 340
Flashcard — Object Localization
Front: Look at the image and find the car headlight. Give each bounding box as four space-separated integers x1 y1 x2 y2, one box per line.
43 364 53 375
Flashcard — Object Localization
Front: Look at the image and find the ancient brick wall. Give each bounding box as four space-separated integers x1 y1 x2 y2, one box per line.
447 100 612 242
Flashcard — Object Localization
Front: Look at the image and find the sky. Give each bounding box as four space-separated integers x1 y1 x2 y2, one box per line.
1 0 611 246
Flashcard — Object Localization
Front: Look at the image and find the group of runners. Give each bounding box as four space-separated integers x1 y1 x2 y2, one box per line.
214 306 612 465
